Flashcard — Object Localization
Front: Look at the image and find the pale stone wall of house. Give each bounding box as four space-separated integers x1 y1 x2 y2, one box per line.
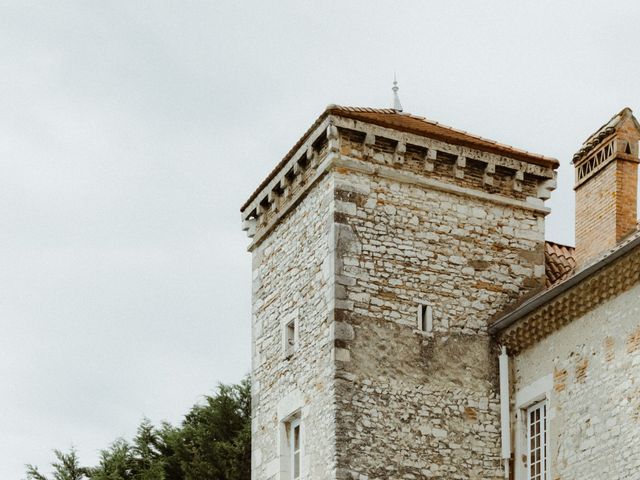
513 282 640 480
250 173 336 480
330 166 547 480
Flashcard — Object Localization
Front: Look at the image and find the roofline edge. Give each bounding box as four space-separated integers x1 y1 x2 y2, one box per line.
241 105 559 212
489 233 640 336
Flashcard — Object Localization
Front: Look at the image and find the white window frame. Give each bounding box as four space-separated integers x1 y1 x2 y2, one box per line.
514 373 552 480
277 395 303 480
526 400 548 480
289 417 301 480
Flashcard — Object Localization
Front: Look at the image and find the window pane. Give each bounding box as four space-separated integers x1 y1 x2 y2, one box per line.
527 401 547 480
294 452 300 478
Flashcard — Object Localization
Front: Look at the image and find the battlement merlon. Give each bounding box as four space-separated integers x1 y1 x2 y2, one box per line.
240 105 559 249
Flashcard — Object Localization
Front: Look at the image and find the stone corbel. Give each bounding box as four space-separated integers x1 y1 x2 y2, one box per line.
512 170 524 192
363 133 375 158
306 145 319 168
256 202 269 226
393 141 406 164
290 163 303 189
279 175 291 199
483 162 495 186
242 217 257 238
293 157 310 188
454 155 466 179
267 189 280 212
327 125 340 153
424 149 436 172
537 173 557 200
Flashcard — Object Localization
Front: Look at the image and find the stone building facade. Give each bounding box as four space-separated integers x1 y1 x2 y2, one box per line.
241 105 640 479
491 108 640 480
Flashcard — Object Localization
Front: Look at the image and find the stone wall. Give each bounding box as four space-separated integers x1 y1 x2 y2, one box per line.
330 165 547 480
513 282 640 480
250 173 336 480
247 116 556 480
338 128 541 203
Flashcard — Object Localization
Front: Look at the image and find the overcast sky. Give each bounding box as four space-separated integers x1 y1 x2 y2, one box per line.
2 1 640 478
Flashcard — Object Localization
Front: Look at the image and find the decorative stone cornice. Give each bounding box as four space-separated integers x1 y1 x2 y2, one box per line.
332 117 556 180
242 114 558 246
241 117 331 239
245 151 552 252
331 155 551 215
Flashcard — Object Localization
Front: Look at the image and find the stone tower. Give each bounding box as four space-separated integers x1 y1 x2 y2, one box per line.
241 105 558 480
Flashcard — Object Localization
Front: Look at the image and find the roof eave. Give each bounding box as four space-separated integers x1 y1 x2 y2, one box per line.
241 104 560 212
489 233 640 336
240 108 332 212
327 107 559 169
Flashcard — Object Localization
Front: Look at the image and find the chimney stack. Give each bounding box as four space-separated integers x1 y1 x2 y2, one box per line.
574 108 640 265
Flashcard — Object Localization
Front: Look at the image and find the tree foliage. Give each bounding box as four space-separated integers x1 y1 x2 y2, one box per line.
26 378 251 480
175 380 251 480
26 449 89 480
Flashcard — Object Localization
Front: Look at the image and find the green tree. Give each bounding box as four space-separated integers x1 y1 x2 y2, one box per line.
26 377 251 480
171 378 251 480
90 421 166 480
89 439 134 480
130 420 166 480
25 448 88 480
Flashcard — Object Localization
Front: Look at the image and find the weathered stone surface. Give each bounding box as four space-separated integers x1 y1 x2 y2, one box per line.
513 283 640 480
248 116 554 480
245 107 640 480
330 167 545 479
251 174 337 480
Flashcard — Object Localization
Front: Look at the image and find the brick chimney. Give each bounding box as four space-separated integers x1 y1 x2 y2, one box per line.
574 108 640 265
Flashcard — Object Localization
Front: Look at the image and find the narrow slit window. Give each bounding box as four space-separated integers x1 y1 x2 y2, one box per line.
285 319 296 355
417 304 433 332
526 400 548 480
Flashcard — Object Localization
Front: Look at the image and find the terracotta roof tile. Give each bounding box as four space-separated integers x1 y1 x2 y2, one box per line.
326 106 559 169
491 228 640 337
241 105 559 212
545 241 576 287
572 107 640 163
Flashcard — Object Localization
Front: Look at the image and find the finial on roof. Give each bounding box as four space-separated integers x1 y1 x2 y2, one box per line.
392 73 403 112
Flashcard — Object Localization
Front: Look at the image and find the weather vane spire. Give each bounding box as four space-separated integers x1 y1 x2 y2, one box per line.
392 73 403 112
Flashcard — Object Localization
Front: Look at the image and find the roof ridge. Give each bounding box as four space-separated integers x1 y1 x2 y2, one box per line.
573 107 640 163
545 240 575 250
585 107 632 141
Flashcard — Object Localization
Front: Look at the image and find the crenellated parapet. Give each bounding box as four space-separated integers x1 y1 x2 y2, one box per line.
241 106 558 249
